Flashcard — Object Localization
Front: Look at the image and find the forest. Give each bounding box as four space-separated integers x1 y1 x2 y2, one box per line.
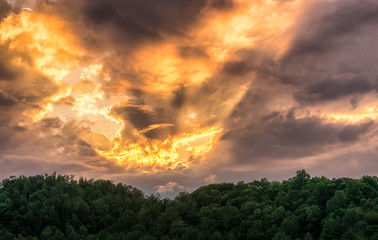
1 170 378 240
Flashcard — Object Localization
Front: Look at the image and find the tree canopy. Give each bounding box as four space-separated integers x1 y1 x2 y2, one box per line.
1 170 378 239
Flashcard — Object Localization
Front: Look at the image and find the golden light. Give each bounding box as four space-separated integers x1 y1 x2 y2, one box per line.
0 10 83 83
323 108 378 123
96 127 222 173
0 9 84 122
195 0 298 62
0 0 309 173
127 43 216 95
188 113 196 119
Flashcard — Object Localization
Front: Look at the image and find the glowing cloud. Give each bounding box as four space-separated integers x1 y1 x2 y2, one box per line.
1 0 378 190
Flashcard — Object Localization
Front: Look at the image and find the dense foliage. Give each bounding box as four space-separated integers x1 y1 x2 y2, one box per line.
1 170 378 239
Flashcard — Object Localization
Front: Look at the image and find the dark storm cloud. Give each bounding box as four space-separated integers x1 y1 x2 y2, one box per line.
0 93 16 107
0 61 17 81
113 105 154 130
110 89 182 139
2 0 378 192
222 60 253 76
0 46 21 81
77 140 98 157
274 0 378 105
178 46 209 59
294 79 374 103
112 104 175 139
0 47 59 105
220 6 378 165
221 48 277 79
224 82 275 130
0 0 11 19
286 0 378 58
40 117 63 129
171 86 186 109
55 0 234 51
219 5 378 164
337 121 375 142
12 75 59 103
222 112 375 162
142 125 175 140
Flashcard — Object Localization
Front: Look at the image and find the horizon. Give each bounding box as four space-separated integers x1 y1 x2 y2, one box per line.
2 169 377 199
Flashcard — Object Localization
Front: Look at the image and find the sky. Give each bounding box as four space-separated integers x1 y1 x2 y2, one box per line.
1 0 378 196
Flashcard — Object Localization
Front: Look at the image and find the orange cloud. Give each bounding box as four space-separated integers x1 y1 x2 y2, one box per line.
6 0 372 178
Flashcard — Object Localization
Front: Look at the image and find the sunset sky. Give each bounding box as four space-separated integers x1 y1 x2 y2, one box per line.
1 0 378 196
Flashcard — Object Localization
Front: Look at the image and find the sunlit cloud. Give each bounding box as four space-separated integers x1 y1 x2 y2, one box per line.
1 0 378 193
154 181 185 194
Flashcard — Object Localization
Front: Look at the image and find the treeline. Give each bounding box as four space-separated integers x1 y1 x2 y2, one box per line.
1 170 378 240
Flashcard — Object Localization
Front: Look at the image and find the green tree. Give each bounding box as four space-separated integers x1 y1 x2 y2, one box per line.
39 226 65 240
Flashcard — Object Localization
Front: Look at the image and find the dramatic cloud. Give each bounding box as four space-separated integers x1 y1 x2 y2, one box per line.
222 113 374 162
212 0 378 174
1 0 378 194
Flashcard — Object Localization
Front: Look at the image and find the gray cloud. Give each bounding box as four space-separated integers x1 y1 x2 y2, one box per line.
286 0 378 58
218 0 378 166
178 45 209 59
0 93 16 107
0 49 60 106
40 117 63 129
2 0 378 196
0 62 17 81
294 79 375 103
0 155 95 181
222 111 375 162
0 47 21 81
272 0 378 105
0 117 114 181
113 105 154 131
171 86 186 109
0 0 11 19
222 60 253 76
53 0 234 52
111 103 178 140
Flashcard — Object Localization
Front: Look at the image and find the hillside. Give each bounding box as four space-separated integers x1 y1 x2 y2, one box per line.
1 170 378 240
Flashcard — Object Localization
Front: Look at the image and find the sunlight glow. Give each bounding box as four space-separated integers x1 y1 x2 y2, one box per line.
96 127 222 173
0 0 303 173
